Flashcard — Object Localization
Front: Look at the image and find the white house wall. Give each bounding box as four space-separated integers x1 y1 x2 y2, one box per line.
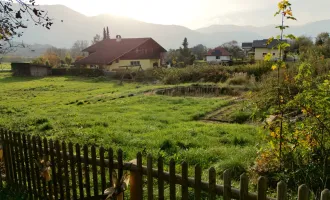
206 56 231 62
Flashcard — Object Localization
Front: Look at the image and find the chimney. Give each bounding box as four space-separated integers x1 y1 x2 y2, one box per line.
116 35 122 42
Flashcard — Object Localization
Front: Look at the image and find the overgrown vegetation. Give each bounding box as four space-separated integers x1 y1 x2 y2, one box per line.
250 0 330 198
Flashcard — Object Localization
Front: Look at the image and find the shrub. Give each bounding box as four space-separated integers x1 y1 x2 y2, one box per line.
231 111 251 124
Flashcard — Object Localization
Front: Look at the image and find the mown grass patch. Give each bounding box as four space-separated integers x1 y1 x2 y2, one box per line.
0 74 261 178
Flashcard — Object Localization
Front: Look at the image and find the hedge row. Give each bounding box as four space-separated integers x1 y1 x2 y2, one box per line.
52 68 104 77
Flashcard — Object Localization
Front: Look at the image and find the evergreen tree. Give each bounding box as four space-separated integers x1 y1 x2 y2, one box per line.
106 27 110 39
179 37 195 66
103 28 107 40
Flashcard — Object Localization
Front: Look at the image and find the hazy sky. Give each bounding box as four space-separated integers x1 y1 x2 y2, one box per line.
37 0 330 29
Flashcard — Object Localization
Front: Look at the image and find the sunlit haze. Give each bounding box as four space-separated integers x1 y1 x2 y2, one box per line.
37 0 284 29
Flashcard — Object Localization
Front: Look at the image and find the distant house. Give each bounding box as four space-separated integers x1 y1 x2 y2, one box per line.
242 39 287 61
12 63 52 77
205 47 232 63
75 36 167 71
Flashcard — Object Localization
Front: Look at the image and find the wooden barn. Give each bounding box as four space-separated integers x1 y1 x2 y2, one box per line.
12 63 52 77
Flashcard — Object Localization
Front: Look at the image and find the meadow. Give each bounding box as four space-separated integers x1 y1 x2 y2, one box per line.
0 72 260 178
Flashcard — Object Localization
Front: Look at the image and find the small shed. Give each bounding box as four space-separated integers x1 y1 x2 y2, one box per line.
12 63 52 77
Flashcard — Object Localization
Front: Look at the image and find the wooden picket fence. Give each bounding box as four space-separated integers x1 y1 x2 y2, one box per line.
1 129 330 200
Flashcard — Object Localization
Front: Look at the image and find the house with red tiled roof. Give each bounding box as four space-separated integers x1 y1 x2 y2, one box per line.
205 47 232 63
76 35 167 70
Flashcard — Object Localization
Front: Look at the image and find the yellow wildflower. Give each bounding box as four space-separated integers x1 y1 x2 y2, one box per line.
272 65 277 70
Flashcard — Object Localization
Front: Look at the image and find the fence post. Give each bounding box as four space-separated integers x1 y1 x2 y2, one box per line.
169 159 176 200
147 154 153 200
209 167 216 200
223 170 231 200
158 157 164 200
240 173 249 200
130 152 143 200
298 184 309 200
321 189 330 200
277 181 287 200
195 165 202 200
257 177 267 200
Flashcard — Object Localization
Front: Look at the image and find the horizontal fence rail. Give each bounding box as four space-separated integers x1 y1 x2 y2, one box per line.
0 129 330 200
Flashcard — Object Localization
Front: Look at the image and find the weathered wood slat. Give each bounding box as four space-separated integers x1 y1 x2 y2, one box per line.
118 149 123 200
223 170 231 200
27 135 37 198
99 147 106 195
240 173 249 200
55 140 64 199
83 145 91 198
62 141 71 200
38 137 47 199
298 184 309 200
23 134 32 198
50 139 58 200
209 167 216 200
169 159 176 200
195 165 201 200
276 181 287 200
76 144 84 199
9 131 17 184
33 136 42 199
258 177 267 200
18 133 26 188
181 161 188 200
158 157 164 200
147 154 153 200
69 142 77 200
321 189 330 200
91 146 98 196
108 148 114 187
43 138 53 200
13 133 22 186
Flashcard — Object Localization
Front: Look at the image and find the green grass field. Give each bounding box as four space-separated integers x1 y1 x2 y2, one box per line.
0 72 260 177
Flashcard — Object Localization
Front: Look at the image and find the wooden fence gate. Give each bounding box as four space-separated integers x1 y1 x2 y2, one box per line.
1 129 330 200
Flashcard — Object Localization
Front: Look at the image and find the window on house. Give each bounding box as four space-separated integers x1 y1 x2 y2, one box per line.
263 53 267 56
216 56 220 59
273 53 276 56
131 61 141 66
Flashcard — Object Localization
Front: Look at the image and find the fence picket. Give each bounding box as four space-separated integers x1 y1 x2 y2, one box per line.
223 170 231 200
55 140 64 199
321 189 330 200
181 161 188 200
117 149 124 200
195 164 202 200
209 167 216 200
240 173 249 200
298 184 309 200
3 131 12 184
277 181 287 200
13 133 22 186
158 157 164 200
33 136 43 198
23 134 32 198
108 148 114 187
8 131 17 184
62 141 70 200
43 138 53 200
76 144 84 199
69 142 77 200
38 137 47 199
83 145 91 198
50 139 58 200
99 147 106 195
257 176 267 200
169 159 176 200
17 133 26 188
147 154 153 200
91 146 98 196
27 135 37 198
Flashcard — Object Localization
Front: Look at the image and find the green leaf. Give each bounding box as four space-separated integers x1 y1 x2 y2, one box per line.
284 34 297 40
274 11 281 16
267 37 274 45
287 16 297 20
